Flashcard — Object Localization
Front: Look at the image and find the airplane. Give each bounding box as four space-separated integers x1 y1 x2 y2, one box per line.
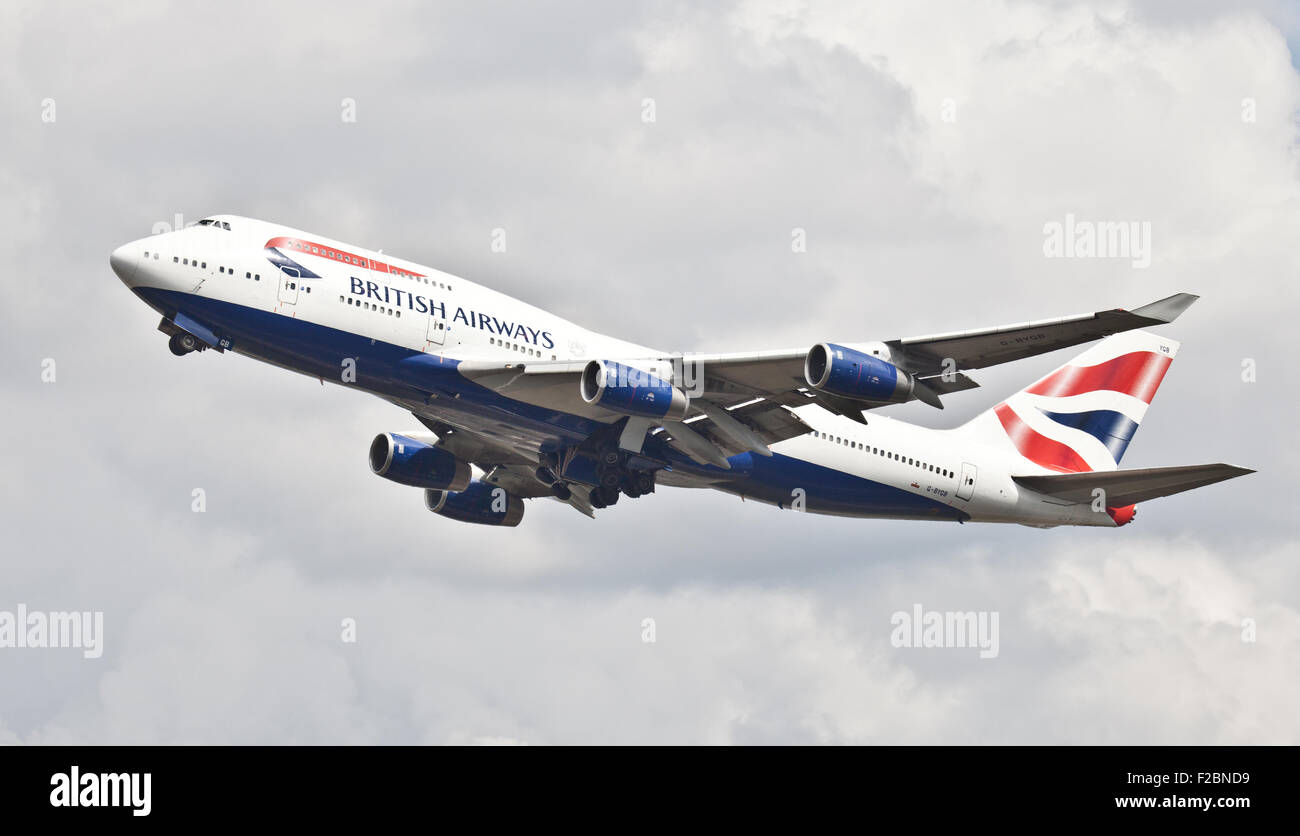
109 215 1252 528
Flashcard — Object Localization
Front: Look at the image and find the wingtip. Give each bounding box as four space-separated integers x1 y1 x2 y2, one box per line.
1131 292 1200 323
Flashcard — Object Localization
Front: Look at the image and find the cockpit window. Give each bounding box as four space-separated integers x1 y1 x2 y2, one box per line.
196 219 232 230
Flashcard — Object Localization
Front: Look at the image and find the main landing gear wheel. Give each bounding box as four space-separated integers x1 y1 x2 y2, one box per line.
590 485 620 508
168 332 199 356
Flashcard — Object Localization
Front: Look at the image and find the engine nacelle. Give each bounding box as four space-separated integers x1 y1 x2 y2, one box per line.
424 481 525 527
804 343 917 405
580 360 690 420
369 433 471 491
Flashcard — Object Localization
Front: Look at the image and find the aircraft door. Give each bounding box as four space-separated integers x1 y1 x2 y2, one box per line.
426 304 446 346
277 265 300 305
957 462 978 501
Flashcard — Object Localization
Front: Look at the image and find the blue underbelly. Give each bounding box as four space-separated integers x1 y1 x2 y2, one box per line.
714 452 967 521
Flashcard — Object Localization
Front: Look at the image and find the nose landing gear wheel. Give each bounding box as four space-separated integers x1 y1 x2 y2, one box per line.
168 332 199 356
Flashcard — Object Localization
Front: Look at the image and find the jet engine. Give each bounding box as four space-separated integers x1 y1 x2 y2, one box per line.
580 360 690 420
424 481 525 527
369 433 472 491
805 343 932 406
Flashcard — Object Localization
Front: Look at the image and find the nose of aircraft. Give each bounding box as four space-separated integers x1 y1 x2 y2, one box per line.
109 242 139 284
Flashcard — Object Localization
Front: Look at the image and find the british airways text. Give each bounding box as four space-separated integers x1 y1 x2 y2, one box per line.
349 277 554 348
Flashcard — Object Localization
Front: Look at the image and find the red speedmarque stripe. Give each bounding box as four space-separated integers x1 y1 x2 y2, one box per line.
264 236 426 278
994 404 1093 473
1024 351 1172 404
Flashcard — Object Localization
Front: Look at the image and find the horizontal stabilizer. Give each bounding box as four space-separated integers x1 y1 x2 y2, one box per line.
1013 463 1254 507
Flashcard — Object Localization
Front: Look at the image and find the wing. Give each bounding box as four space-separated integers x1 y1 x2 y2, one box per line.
885 292 1199 378
689 292 1198 408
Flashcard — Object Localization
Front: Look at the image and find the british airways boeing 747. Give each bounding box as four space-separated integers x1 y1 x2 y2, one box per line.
110 215 1251 527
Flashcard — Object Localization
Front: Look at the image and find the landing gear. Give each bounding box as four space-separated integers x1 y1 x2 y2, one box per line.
591 468 655 506
628 471 655 498
589 484 620 508
552 439 659 510
168 332 200 356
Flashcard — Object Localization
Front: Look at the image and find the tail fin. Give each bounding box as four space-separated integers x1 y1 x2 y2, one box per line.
957 330 1178 473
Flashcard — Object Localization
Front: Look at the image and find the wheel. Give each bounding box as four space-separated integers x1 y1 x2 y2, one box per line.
168 332 198 355
589 490 606 509
599 448 621 467
635 472 655 495
599 485 620 506
599 470 622 489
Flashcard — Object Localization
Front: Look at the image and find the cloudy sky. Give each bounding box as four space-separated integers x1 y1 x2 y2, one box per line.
2 0 1298 744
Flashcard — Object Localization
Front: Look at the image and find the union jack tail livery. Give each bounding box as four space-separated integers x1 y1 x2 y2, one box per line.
960 330 1177 475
